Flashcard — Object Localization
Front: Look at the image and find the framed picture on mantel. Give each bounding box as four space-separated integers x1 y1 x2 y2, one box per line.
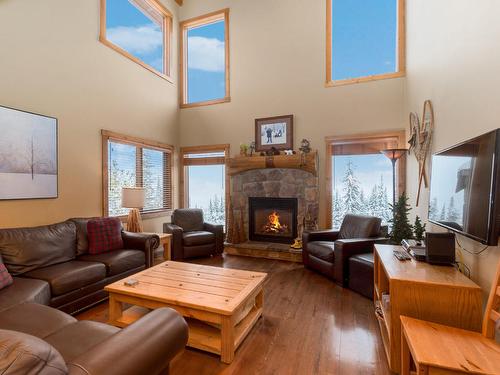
255 114 293 152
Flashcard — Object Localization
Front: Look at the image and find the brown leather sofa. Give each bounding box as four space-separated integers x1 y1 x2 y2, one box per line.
302 214 386 288
0 219 159 314
164 209 224 260
0 302 188 375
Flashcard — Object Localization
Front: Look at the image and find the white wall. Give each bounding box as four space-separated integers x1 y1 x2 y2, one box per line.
405 0 500 294
0 0 180 232
178 0 406 228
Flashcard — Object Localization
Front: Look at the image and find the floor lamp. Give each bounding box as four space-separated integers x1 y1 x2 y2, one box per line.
380 149 407 208
122 187 145 232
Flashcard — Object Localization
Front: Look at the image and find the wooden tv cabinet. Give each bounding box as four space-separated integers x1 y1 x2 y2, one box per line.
373 244 483 374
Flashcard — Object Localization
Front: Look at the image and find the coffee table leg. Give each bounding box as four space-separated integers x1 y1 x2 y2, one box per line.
221 315 235 364
163 238 171 260
108 295 123 325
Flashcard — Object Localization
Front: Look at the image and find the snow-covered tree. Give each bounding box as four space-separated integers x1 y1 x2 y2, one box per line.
447 196 460 222
341 160 363 215
332 189 344 228
440 204 446 220
429 197 438 219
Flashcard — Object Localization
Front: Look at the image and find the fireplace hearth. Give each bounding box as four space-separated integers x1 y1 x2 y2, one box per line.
249 197 298 244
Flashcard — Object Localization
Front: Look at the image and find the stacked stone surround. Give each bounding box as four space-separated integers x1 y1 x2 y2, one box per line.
230 168 319 239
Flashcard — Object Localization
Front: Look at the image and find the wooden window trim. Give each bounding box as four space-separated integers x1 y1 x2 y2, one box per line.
324 130 406 228
179 9 230 108
99 0 173 83
179 144 230 227
325 0 406 87
102 130 174 219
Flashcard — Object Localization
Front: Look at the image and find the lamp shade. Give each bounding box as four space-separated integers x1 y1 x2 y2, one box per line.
381 148 407 161
122 187 145 208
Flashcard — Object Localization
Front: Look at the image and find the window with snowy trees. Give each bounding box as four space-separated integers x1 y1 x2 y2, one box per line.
181 146 229 228
102 131 173 217
332 155 393 228
326 131 406 229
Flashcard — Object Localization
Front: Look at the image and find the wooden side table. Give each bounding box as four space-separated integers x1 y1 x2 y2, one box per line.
143 233 172 260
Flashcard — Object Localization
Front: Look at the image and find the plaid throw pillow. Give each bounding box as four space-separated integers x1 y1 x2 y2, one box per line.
87 217 124 254
0 263 13 290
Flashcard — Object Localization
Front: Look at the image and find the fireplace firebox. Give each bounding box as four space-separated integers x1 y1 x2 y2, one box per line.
249 197 298 244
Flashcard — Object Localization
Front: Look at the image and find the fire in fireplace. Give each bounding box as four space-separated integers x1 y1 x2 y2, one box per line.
249 197 298 244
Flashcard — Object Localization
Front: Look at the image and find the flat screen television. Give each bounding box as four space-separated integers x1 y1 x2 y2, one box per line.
428 129 500 245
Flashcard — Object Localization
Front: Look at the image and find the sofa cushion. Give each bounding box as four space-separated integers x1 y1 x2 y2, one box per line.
0 303 76 339
338 214 382 240
183 231 215 246
69 217 98 256
78 250 145 276
0 277 51 313
23 261 106 296
87 217 124 254
307 241 335 263
0 221 77 276
0 329 67 375
44 320 119 362
173 209 204 232
0 262 13 291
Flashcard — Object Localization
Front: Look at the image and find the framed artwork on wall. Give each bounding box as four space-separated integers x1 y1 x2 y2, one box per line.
0 105 58 200
255 114 293 152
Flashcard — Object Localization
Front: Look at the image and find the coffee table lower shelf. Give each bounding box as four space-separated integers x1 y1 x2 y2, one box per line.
107 291 263 364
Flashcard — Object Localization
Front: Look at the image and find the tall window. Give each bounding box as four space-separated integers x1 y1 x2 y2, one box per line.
102 131 173 217
325 132 405 229
100 0 172 80
326 0 405 86
180 145 229 227
180 9 230 108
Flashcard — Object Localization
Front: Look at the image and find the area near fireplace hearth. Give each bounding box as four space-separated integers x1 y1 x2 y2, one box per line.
225 152 319 262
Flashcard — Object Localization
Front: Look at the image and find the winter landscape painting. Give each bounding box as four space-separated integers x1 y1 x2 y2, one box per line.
0 105 58 200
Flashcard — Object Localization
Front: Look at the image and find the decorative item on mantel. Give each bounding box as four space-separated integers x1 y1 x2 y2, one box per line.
249 141 256 156
299 139 311 154
239 143 249 157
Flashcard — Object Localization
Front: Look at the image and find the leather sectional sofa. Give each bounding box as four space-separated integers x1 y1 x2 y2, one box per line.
0 303 188 374
0 218 160 314
0 219 189 374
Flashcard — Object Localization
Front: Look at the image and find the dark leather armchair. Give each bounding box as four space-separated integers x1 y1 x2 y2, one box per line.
302 214 387 287
163 209 224 260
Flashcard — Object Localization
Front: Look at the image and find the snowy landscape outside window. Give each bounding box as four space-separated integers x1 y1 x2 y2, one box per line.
182 147 228 228
104 132 172 217
332 155 393 229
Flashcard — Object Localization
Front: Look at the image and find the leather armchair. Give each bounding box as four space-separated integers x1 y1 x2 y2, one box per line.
302 214 387 286
164 209 224 261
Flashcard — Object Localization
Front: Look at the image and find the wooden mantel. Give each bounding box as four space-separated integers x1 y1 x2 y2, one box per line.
227 151 318 176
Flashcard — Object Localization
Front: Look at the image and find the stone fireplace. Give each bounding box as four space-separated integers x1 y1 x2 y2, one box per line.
249 197 298 244
225 152 319 261
227 168 319 244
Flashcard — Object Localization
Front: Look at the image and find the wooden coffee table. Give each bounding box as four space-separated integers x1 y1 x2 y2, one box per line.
105 261 267 363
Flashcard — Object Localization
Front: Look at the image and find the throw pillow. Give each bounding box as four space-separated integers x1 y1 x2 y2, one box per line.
87 217 124 254
0 262 13 290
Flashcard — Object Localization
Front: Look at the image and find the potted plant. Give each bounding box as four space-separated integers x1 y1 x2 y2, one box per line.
389 193 413 244
413 215 426 245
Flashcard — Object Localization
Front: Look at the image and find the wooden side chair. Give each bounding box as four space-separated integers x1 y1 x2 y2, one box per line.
401 259 500 375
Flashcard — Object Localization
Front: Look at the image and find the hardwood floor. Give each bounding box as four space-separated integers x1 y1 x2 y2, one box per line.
77 255 391 375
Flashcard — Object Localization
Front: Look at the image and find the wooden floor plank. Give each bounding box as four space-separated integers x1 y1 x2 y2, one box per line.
79 255 391 375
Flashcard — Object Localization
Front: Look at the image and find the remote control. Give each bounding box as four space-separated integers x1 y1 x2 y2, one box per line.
393 251 412 261
124 279 139 287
